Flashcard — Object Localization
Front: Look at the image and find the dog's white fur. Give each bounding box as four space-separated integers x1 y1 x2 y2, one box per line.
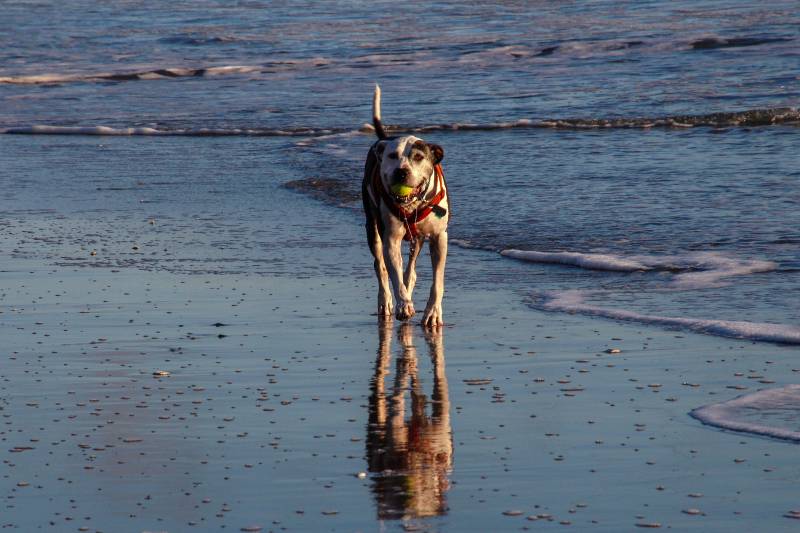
373 83 382 127
363 84 449 327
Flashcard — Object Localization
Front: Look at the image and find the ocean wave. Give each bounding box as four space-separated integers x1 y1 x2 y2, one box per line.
691 386 800 442
501 249 792 344
0 32 794 88
158 35 240 46
537 289 800 345
3 107 798 138
501 249 777 288
453 35 792 62
390 108 800 131
501 250 648 272
1 125 346 137
0 61 327 85
691 36 794 50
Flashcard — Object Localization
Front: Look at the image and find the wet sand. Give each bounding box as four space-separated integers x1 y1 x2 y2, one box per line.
3 241 800 532
0 135 798 532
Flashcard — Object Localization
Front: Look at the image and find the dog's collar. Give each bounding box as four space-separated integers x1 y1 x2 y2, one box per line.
371 163 447 242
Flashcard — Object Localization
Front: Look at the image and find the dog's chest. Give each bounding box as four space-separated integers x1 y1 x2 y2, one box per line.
384 195 450 239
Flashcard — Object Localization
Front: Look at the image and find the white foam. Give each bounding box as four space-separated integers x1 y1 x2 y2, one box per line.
501 249 648 272
293 128 365 147
501 249 777 288
503 249 792 343
0 74 79 84
5 125 167 136
691 386 800 442
1 125 341 137
0 65 263 85
203 65 263 76
669 252 776 288
538 289 800 345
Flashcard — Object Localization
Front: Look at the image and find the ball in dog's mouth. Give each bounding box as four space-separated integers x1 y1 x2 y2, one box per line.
390 183 418 203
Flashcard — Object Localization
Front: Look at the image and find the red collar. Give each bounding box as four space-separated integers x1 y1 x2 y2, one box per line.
371 163 446 242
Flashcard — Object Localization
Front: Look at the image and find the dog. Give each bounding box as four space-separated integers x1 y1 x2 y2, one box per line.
362 84 450 327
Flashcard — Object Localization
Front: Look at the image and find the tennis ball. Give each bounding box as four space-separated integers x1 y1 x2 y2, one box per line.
391 183 415 197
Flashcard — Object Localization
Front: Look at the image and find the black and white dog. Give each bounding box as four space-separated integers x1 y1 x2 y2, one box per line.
362 85 450 327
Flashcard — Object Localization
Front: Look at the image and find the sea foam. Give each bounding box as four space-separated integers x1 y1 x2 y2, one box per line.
501 249 777 288
538 289 800 345
501 249 648 272
2 107 799 138
2 125 341 137
691 386 800 442
501 248 797 344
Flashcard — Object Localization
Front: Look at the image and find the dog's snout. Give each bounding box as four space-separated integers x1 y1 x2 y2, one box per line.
392 168 409 182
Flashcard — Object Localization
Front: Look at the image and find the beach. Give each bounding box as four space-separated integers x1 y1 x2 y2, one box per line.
2 134 800 531
3 1 800 530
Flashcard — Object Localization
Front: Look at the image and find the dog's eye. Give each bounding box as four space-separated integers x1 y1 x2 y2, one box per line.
413 153 424 162
388 152 399 160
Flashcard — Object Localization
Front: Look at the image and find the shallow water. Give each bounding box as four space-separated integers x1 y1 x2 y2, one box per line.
3 0 798 345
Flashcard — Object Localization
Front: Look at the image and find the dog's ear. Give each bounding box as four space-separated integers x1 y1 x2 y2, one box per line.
373 141 386 160
427 143 444 164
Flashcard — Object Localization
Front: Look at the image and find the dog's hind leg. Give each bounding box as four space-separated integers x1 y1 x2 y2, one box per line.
367 220 393 317
404 238 425 300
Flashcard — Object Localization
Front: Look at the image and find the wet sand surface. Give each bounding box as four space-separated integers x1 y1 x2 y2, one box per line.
2 136 800 532
4 255 800 532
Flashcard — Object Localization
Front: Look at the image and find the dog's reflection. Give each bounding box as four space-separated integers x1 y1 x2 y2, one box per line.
366 323 453 520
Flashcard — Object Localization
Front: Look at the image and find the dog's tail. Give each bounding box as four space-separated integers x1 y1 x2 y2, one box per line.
372 83 387 140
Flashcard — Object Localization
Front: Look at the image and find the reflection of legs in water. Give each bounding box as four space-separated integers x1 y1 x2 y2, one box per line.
423 326 451 473
366 323 392 475
366 323 453 520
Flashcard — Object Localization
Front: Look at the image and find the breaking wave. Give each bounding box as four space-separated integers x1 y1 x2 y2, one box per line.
690 36 794 50
394 108 800 131
2 107 798 137
0 62 329 85
1 33 793 86
501 250 777 288
499 248 799 345
691 386 800 442
1 125 347 137
537 289 800 345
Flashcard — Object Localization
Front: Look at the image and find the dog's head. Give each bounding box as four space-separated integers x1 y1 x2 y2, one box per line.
373 136 444 204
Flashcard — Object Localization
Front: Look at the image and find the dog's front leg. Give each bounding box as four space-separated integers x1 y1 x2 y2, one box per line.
383 225 415 320
367 219 393 317
422 230 448 327
404 238 424 299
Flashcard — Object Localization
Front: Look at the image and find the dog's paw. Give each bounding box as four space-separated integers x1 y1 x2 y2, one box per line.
378 298 394 318
422 304 443 328
396 301 415 321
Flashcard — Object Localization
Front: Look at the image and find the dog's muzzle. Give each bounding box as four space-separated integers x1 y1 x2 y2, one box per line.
391 181 427 205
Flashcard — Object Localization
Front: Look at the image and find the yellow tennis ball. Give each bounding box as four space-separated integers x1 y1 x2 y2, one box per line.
391 183 415 196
